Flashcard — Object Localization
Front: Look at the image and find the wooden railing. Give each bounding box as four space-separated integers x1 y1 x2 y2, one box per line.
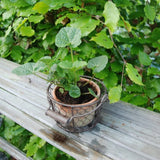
0 58 160 160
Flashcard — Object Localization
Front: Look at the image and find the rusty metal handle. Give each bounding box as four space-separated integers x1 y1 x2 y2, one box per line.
45 109 69 126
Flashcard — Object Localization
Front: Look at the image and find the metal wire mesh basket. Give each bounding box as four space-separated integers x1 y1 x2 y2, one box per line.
46 76 108 133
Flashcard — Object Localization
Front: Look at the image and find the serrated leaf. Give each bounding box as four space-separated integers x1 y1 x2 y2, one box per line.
20 26 35 37
73 61 87 70
33 2 49 14
58 61 72 69
126 63 144 86
55 27 81 48
70 15 100 37
69 85 81 98
87 55 108 73
109 86 122 103
103 1 120 32
29 15 44 24
90 30 113 49
139 51 151 66
144 4 156 21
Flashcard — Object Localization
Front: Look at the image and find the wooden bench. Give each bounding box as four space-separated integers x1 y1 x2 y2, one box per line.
0 57 160 160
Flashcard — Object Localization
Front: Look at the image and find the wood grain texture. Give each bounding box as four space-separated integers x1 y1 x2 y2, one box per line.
0 137 33 160
1 58 160 160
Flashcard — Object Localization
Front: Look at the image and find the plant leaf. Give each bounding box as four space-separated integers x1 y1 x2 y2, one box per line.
88 88 98 98
55 27 81 48
147 67 160 76
90 30 113 49
29 15 44 24
109 86 122 103
144 4 156 21
103 1 120 32
87 55 108 73
126 63 144 86
69 85 81 98
20 26 35 37
12 61 46 75
58 61 72 69
70 15 100 37
33 2 49 15
72 61 87 70
139 51 151 66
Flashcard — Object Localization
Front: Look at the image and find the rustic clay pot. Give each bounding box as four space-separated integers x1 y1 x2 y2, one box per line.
52 77 101 127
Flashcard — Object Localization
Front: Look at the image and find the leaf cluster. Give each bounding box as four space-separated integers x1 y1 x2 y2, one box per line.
0 0 160 108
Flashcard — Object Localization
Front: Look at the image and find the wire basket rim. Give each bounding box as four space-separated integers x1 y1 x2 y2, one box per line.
47 75 107 108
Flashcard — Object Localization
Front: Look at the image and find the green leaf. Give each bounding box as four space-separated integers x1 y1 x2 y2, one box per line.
103 72 118 89
150 79 160 93
144 4 156 21
58 61 72 69
69 85 81 98
153 101 160 111
33 2 49 14
126 63 144 86
90 30 113 49
33 148 46 160
129 95 148 106
10 46 22 63
55 27 81 48
72 61 87 70
70 15 100 37
130 44 143 55
145 88 157 99
20 26 35 37
103 1 120 32
29 15 44 24
88 88 98 98
12 61 46 75
147 67 160 76
139 51 151 66
109 86 122 103
111 62 123 73
87 55 108 73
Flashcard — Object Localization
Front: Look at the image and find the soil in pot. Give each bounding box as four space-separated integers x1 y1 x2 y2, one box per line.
55 81 97 104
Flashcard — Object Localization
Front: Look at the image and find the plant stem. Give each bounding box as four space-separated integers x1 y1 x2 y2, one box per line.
70 47 74 62
33 73 50 82
108 29 126 87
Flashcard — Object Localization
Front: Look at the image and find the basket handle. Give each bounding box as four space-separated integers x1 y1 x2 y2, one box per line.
45 109 69 126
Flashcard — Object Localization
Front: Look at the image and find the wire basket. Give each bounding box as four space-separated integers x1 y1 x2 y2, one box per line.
46 76 108 133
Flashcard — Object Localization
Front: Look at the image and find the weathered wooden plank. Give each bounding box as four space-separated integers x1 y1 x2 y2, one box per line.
0 137 33 160
0 99 110 160
103 102 160 133
0 89 157 160
101 112 160 148
1 58 160 160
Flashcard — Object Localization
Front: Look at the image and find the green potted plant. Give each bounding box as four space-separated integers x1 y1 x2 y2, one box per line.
13 26 108 132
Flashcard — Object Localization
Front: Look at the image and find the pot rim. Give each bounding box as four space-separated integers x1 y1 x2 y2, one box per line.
47 76 107 108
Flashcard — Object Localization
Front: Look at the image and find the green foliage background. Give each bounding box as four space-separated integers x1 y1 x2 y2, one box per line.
0 0 160 159
0 0 160 109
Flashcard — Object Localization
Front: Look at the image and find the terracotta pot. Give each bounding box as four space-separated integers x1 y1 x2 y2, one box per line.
52 77 101 127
